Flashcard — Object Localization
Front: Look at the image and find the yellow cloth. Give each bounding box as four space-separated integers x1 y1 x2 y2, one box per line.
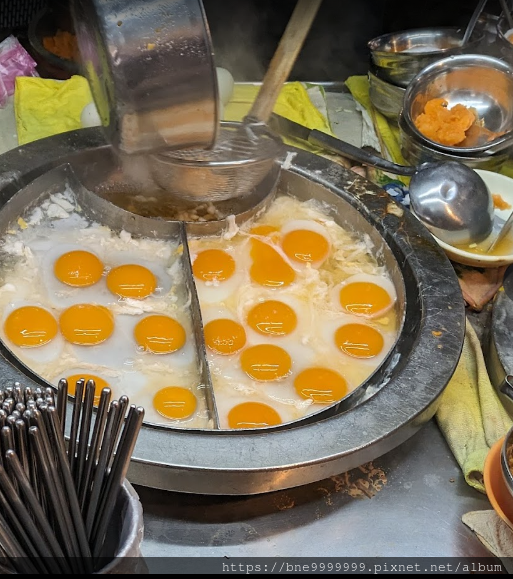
436 320 512 493
224 82 333 155
14 75 93 146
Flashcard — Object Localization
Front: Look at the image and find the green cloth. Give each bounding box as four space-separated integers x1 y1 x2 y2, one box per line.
436 320 512 493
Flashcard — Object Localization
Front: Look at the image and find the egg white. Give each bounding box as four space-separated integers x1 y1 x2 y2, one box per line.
331 272 397 319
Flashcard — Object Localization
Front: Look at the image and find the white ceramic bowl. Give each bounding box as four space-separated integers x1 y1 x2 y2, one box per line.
433 169 513 267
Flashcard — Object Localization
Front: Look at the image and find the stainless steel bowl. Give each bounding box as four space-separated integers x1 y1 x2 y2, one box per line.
368 69 406 121
399 113 509 172
402 54 513 156
368 27 484 88
71 0 219 155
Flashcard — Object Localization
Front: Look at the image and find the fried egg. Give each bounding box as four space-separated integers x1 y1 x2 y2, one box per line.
64 312 134 368
321 313 396 370
239 293 311 345
248 234 296 289
132 313 197 368
41 244 173 308
130 379 211 428
1 301 64 364
280 220 331 268
214 391 298 429
331 273 397 319
191 246 246 303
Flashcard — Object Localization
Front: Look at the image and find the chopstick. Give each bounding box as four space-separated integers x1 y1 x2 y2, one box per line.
0 379 144 573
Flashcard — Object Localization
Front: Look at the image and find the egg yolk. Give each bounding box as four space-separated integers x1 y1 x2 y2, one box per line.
281 229 329 265
4 306 58 348
250 224 280 239
250 239 295 288
228 401 282 429
339 281 392 317
66 374 109 406
153 386 197 420
334 323 384 358
54 250 104 287
106 264 157 299
204 318 246 355
247 300 297 336
240 344 291 381
192 249 235 282
59 304 114 346
134 315 186 354
294 367 348 404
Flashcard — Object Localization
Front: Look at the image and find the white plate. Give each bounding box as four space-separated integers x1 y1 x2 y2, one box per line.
433 169 513 268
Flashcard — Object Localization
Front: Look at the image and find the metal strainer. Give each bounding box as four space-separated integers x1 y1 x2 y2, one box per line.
150 0 322 203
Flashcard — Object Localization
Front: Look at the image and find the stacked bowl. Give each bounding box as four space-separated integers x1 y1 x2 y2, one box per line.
368 27 483 122
368 28 513 172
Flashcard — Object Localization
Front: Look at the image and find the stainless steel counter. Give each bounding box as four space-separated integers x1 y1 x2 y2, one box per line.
136 420 492 561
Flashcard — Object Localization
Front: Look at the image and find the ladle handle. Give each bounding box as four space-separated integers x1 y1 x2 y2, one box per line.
248 0 322 123
307 130 417 177
499 0 513 31
462 0 488 45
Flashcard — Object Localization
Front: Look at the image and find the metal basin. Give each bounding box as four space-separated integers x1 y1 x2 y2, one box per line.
0 128 464 495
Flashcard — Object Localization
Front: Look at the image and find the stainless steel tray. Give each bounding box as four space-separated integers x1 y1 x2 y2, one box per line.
0 127 465 495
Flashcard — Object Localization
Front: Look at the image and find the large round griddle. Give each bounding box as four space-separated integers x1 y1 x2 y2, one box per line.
0 128 465 495
487 265 513 413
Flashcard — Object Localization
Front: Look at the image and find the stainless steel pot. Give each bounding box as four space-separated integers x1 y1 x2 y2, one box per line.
368 27 484 88
72 0 219 155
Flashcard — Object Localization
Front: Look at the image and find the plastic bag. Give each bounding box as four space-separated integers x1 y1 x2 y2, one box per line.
0 36 38 108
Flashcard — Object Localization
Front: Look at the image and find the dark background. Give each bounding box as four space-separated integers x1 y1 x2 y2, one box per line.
0 0 511 81
202 0 508 80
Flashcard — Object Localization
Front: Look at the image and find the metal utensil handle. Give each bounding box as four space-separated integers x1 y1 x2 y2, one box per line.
308 130 417 177
462 0 488 44
487 210 513 252
248 0 322 122
500 0 513 30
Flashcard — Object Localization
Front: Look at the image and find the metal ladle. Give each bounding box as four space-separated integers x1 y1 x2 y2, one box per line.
269 115 494 246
